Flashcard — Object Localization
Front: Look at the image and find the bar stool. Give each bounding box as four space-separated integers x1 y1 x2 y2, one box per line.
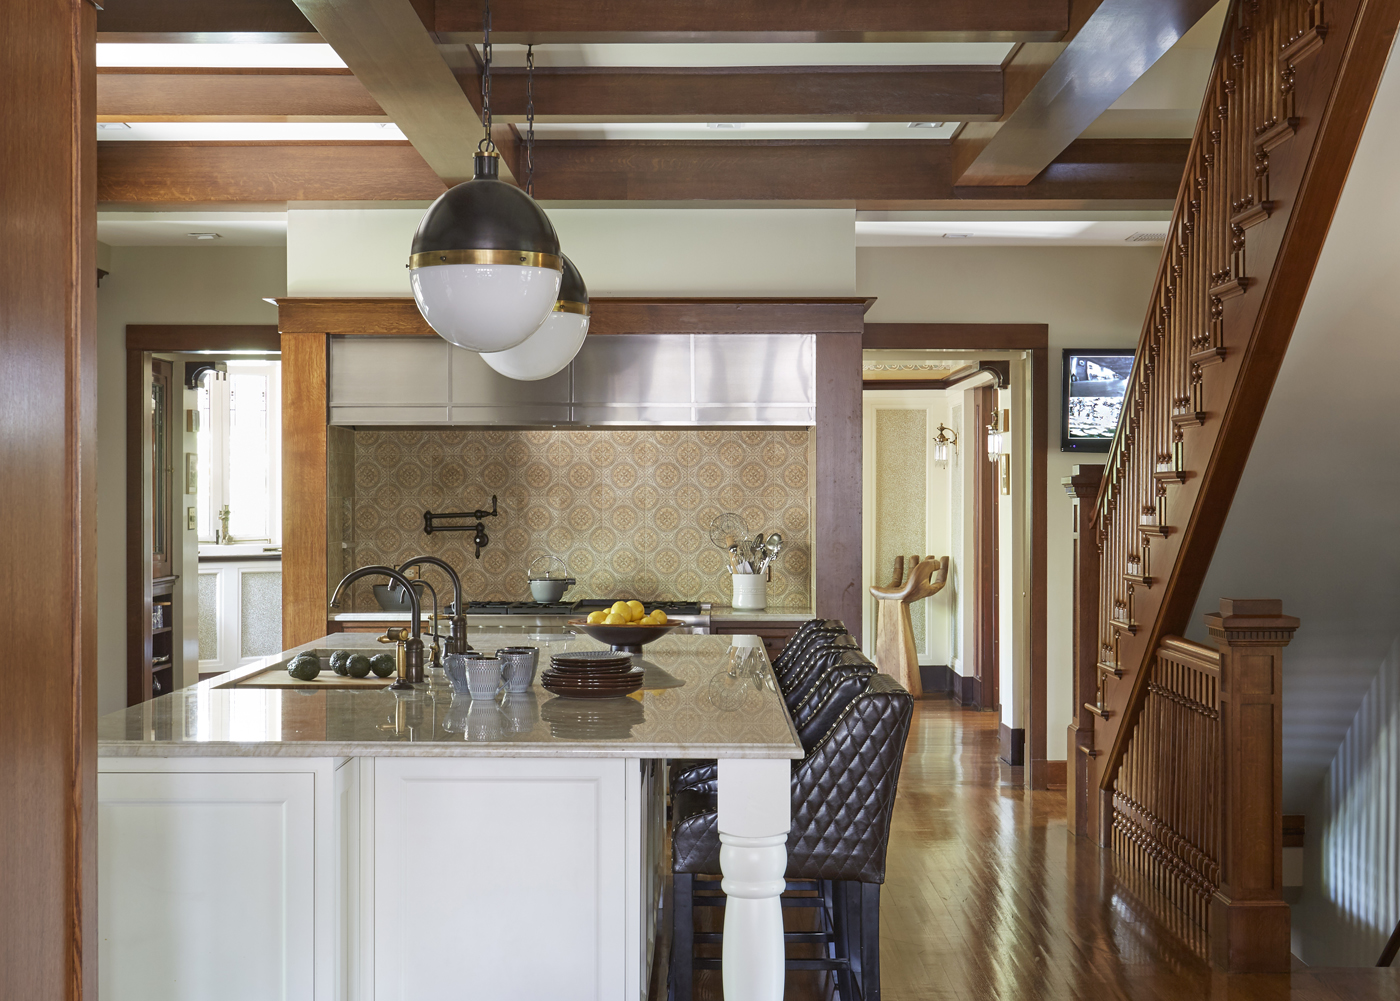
772 618 846 675
673 653 875 797
669 673 914 1001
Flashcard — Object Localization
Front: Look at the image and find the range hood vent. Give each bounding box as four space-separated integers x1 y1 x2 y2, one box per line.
328 334 816 427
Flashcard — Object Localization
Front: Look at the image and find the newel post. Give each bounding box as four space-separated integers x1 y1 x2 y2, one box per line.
1062 464 1104 841
1205 598 1298 973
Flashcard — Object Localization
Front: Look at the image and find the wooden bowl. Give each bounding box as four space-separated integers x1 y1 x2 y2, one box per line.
567 619 678 654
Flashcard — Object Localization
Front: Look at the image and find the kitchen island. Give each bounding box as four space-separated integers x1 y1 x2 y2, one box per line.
98 631 801 1001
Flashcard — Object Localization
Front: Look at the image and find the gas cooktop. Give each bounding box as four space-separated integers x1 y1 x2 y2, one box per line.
463 599 703 617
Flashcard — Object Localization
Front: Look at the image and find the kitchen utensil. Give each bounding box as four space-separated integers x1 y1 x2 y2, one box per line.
496 646 539 692
761 532 784 571
708 512 748 552
567 619 678 654
526 555 576 602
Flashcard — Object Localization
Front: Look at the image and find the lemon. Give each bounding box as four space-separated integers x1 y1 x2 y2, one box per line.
604 613 628 625
586 610 608 625
638 615 656 626
626 599 645 620
609 601 630 618
650 609 668 625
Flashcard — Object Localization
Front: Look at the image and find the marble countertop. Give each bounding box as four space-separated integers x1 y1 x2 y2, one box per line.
99 631 803 761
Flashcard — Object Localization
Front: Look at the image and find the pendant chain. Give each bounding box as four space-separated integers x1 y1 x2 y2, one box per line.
478 0 494 153
525 44 535 196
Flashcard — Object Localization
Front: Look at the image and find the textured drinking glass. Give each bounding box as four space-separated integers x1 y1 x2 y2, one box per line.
465 655 504 700
497 646 539 692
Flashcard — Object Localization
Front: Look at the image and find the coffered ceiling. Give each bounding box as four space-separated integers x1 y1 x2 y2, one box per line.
93 0 1227 210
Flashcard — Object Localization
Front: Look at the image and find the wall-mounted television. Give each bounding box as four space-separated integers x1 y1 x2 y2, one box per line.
1061 348 1135 453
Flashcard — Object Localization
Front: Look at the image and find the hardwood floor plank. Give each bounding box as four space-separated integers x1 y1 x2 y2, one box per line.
690 700 1400 1000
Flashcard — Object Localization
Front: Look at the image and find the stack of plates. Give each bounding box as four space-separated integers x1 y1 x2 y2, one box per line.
541 651 645 700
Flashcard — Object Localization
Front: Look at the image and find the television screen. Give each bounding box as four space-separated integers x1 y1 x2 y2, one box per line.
1061 348 1135 453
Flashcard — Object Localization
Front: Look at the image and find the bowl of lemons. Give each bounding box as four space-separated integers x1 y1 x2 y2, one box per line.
569 600 678 653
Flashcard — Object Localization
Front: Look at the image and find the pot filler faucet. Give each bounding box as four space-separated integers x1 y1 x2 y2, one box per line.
330 565 425 688
397 556 472 655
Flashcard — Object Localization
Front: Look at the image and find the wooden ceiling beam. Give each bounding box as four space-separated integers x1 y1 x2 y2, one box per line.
479 65 1004 123
96 0 1071 43
97 68 387 121
288 0 493 185
957 0 1220 185
94 64 1004 123
96 138 1185 207
431 0 1070 43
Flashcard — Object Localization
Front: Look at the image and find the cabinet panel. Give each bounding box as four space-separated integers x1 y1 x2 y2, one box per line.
372 757 631 1000
98 771 316 1001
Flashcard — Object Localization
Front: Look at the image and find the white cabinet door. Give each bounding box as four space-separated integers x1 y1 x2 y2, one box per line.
98 770 317 1001
371 757 633 1001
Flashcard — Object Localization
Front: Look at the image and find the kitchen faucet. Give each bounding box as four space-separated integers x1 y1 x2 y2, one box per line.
397 555 471 654
330 565 425 688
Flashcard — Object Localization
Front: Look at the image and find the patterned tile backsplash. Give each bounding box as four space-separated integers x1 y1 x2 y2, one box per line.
331 428 813 611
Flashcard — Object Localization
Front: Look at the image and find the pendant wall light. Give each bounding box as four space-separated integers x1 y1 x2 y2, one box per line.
480 44 592 381
408 3 562 352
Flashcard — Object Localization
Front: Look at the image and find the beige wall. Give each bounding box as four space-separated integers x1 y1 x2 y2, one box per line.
857 245 1160 759
95 244 286 715
286 207 857 297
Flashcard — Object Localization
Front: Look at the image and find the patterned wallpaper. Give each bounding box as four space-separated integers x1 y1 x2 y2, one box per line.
331 428 813 611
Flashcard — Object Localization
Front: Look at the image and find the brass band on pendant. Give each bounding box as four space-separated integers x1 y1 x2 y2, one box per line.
554 300 590 316
408 249 563 270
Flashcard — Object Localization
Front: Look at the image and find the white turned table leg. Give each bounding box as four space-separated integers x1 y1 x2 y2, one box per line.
717 758 791 1001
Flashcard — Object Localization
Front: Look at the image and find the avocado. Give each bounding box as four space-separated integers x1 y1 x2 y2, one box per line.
346 654 372 679
370 653 397 678
329 650 351 676
287 657 321 681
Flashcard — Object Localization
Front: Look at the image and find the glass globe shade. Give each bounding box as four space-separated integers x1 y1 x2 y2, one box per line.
481 310 589 381
410 264 561 352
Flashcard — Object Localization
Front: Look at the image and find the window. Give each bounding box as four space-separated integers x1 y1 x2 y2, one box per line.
197 361 281 545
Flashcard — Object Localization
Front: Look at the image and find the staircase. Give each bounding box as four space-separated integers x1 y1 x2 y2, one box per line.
1066 0 1400 972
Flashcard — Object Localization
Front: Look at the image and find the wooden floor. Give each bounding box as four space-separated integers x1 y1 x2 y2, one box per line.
689 699 1400 1000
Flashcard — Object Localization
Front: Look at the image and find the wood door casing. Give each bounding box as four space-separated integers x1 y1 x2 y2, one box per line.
0 1 99 997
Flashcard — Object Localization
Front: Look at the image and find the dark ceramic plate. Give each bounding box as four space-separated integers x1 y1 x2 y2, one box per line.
567 620 677 653
541 677 644 700
546 661 636 676
540 668 644 687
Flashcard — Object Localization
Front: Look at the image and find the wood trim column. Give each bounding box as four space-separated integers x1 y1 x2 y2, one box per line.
282 333 329 647
0 1 98 996
814 331 864 636
1063 464 1104 839
1029 346 1050 787
1205 598 1299 973
125 350 154 706
973 385 999 712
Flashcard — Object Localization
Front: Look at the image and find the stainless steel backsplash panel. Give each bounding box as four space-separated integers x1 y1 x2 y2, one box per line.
328 334 816 426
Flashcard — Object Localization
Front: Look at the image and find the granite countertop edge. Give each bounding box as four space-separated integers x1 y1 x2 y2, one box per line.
97 741 804 760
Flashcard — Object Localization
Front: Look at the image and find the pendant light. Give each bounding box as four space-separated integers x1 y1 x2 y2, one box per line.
408 2 562 352
481 44 592 381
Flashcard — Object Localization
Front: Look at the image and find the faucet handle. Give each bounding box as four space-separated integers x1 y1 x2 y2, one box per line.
380 626 410 644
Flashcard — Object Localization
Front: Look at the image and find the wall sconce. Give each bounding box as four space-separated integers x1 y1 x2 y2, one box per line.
985 408 1010 461
932 423 958 469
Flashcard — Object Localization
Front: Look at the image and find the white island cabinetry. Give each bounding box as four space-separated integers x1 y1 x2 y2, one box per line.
97 631 797 1001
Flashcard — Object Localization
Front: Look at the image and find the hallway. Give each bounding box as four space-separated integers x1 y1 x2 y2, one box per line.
698 700 1400 1000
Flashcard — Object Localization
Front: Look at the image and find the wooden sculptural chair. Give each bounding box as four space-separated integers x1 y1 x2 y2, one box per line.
869 555 949 697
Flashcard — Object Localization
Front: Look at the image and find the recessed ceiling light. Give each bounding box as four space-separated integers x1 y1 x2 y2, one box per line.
187 233 222 241
706 123 745 129
97 122 131 130
908 122 946 128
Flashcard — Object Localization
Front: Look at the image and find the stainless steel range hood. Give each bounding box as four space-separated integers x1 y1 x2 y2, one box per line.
328 334 815 426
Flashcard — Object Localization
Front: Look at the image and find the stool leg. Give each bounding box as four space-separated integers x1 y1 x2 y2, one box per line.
829 881 858 1001
673 873 694 1001
859 882 881 1001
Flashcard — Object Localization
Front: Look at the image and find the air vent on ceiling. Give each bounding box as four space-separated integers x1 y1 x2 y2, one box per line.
1126 232 1168 242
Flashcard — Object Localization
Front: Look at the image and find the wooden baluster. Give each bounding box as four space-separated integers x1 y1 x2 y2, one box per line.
1204 598 1299 973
